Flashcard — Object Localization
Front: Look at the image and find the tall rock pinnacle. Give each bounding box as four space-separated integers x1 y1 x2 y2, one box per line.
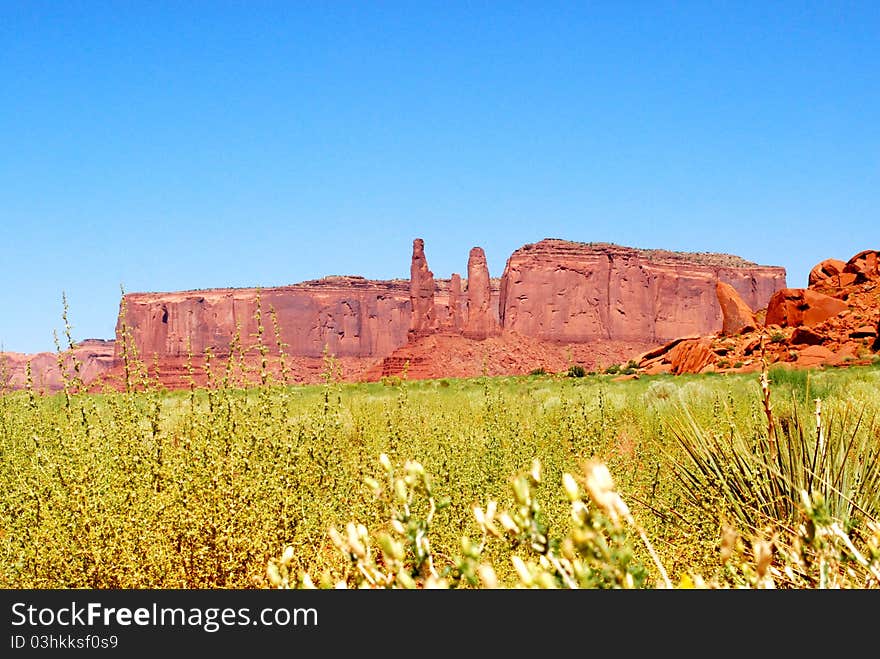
463 246 501 340
409 238 437 338
447 273 464 331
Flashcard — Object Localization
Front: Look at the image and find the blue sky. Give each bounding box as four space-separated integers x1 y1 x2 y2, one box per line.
2 2 877 354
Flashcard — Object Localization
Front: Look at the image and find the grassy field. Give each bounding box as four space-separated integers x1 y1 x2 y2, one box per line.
2 358 879 588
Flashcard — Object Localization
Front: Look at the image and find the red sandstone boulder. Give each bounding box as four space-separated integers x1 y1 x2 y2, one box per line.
637 336 702 363
716 281 757 336
667 338 716 375
808 259 847 287
764 289 848 328
790 327 826 345
643 361 672 375
463 247 501 340
850 325 878 339
843 250 879 281
795 344 837 368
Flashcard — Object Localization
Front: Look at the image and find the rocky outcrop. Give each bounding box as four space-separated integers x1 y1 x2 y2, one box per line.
764 289 848 328
499 239 785 344
107 255 501 390
363 331 655 382
0 339 115 393
463 247 501 340
666 338 716 375
809 259 847 287
409 238 437 339
843 250 879 283
446 274 464 332
716 282 757 336
5 236 800 392
637 248 879 374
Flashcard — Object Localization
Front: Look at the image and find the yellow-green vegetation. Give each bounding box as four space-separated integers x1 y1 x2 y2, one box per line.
2 352 879 588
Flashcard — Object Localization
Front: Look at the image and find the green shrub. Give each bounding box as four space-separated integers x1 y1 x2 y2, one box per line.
769 331 787 344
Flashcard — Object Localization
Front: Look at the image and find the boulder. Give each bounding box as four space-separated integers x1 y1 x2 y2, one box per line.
808 259 847 287
716 281 757 336
790 327 826 345
667 338 716 375
850 325 878 339
764 289 848 328
843 250 880 282
795 344 837 368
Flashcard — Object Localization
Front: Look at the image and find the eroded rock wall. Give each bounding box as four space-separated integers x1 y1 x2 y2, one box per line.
498 239 786 343
116 277 414 361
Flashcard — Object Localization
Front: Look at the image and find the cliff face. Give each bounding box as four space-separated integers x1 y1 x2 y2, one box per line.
498 239 786 344
7 236 789 392
116 276 414 361
115 242 503 368
638 248 878 375
409 238 437 339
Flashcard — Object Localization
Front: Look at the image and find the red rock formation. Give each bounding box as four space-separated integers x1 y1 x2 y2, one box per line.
764 289 848 328
6 237 803 392
795 345 839 368
0 339 115 393
809 259 847 287
638 248 879 375
463 247 501 340
117 276 414 362
716 282 757 336
790 327 825 345
499 239 785 344
666 338 716 375
843 249 879 282
446 274 464 331
409 238 437 339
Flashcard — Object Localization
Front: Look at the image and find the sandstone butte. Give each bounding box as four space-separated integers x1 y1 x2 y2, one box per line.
638 249 880 376
5 236 839 394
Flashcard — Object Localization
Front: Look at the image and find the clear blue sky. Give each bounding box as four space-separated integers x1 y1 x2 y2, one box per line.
2 2 877 354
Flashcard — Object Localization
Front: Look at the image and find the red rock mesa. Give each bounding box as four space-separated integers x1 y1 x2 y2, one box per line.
4 238 796 391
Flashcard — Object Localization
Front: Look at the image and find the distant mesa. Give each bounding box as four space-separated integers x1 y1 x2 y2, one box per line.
3 236 832 392
0 339 115 393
